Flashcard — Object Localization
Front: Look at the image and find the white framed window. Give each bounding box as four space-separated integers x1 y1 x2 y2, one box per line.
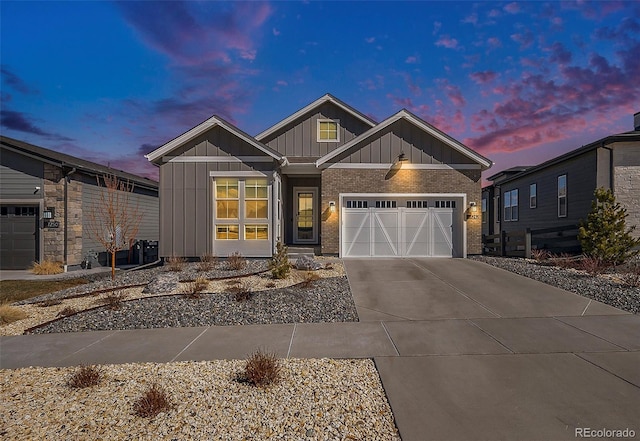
375 200 397 208
215 178 239 219
245 224 269 240
482 198 487 223
558 174 567 217
504 189 518 221
530 183 537 209
317 119 339 142
216 225 239 240
245 179 268 219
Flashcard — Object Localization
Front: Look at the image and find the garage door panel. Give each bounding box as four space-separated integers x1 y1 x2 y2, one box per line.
343 210 371 256
432 210 454 257
373 211 399 256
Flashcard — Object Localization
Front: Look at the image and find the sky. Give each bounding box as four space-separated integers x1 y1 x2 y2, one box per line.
1 1 639 183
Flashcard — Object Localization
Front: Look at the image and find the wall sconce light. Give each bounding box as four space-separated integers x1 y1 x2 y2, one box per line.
43 207 55 219
469 201 477 213
397 152 408 163
329 201 336 212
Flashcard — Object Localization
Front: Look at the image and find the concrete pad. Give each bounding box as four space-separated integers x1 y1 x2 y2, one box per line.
578 351 640 388
56 327 208 366
288 322 397 358
384 320 511 356
375 354 640 441
356 306 407 322
582 299 630 315
0 331 118 369
345 258 430 283
556 315 640 350
410 258 602 317
350 280 496 320
174 323 294 361
471 317 624 353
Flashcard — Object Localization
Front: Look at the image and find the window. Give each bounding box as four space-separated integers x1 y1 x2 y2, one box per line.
504 189 518 221
245 224 269 240
435 200 456 208
375 200 396 208
216 225 239 240
345 200 368 208
558 175 567 217
317 119 339 142
529 183 537 209
482 198 487 223
215 179 239 219
407 200 428 208
245 179 268 219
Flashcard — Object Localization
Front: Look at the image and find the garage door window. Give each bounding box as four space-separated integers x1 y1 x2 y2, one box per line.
375 200 397 208
407 201 428 208
345 200 368 208
435 200 456 208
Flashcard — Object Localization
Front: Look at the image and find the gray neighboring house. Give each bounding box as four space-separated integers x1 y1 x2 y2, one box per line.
146 94 492 259
482 112 640 248
0 136 159 270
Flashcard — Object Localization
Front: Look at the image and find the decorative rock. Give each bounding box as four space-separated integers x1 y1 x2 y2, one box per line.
142 273 179 294
294 256 323 271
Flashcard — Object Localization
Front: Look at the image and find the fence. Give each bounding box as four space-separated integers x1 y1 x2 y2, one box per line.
483 225 580 258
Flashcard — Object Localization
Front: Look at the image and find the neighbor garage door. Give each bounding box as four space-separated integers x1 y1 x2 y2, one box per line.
0 205 39 270
342 206 454 257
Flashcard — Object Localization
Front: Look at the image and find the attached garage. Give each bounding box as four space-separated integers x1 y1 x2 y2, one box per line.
0 205 39 270
340 194 465 258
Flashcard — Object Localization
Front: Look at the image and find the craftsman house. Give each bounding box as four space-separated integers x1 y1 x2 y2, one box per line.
146 94 492 259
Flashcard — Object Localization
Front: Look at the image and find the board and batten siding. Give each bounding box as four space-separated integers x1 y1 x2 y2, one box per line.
499 150 598 234
261 102 372 157
0 149 44 200
327 119 477 165
81 184 159 255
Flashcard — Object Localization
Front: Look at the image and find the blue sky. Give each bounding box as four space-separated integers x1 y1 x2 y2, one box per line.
1 1 638 181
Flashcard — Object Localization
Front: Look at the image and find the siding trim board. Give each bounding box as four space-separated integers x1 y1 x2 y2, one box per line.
165 156 274 163
325 163 482 170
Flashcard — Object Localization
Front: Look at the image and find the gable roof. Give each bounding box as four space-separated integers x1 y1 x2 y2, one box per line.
145 115 282 164
255 93 377 141
315 109 493 169
1 135 158 190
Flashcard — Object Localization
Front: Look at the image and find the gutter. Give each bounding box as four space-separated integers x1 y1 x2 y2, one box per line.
63 166 76 272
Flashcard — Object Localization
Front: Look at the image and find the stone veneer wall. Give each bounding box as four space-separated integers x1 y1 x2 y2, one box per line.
320 167 483 255
43 164 83 265
614 165 640 239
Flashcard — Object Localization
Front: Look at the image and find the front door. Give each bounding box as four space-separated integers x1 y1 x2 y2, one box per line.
293 187 318 244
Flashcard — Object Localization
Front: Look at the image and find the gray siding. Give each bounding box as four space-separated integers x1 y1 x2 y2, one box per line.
82 183 159 256
499 150 598 234
0 148 44 200
329 119 476 165
262 102 372 157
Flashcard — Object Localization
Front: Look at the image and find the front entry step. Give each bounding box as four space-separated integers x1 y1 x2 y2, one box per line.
287 246 316 259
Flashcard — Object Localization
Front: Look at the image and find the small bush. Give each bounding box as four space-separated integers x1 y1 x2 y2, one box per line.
269 241 291 279
621 262 640 288
265 281 276 288
37 298 62 307
531 249 550 262
580 256 609 275
67 364 102 388
229 280 253 302
30 260 63 275
227 252 246 271
197 253 217 272
0 303 28 325
240 349 281 388
165 255 187 272
57 306 77 317
182 276 208 299
300 271 320 288
550 253 579 269
133 383 172 418
101 291 127 310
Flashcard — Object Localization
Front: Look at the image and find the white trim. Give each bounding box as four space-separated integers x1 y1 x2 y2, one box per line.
316 110 492 169
317 119 340 143
145 115 281 162
324 163 482 170
165 156 274 163
256 94 376 141
209 171 269 177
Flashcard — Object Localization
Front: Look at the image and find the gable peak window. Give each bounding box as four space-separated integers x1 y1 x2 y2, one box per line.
317 119 340 142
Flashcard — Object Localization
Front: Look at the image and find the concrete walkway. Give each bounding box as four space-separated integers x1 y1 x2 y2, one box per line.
1 258 639 440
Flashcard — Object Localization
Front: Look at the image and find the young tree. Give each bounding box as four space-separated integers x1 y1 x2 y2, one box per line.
578 187 640 266
86 173 142 279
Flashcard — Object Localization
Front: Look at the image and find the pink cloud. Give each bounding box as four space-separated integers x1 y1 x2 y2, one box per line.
504 2 520 14
487 37 502 48
405 55 419 64
510 31 534 49
435 35 460 50
470 71 498 84
365 37 375 43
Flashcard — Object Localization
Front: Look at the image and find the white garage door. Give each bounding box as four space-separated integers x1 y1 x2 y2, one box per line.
342 207 454 257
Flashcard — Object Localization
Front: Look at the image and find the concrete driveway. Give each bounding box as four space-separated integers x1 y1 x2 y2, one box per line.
345 258 640 441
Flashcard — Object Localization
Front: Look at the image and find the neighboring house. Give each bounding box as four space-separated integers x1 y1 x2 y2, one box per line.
0 136 159 270
482 112 640 251
146 94 492 259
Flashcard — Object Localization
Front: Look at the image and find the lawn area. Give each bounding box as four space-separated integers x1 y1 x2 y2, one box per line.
0 278 88 304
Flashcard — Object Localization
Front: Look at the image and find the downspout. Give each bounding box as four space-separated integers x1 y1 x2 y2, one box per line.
602 144 614 190
63 166 76 271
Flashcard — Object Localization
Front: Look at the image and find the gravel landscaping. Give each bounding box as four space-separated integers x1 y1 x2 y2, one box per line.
470 255 640 314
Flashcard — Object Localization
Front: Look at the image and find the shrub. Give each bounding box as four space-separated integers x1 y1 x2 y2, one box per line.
57 306 77 317
265 281 277 288
300 271 320 288
229 280 253 302
30 260 63 275
579 256 609 275
165 255 187 272
133 383 172 418
197 253 217 272
269 241 291 279
550 253 579 269
531 249 550 262
182 276 209 299
0 303 28 325
240 349 281 388
621 261 640 288
578 188 640 266
37 298 62 307
227 252 246 271
67 364 102 388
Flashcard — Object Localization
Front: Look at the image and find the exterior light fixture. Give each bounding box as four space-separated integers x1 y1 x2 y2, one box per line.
329 201 336 212
43 207 55 219
397 152 408 163
469 201 477 212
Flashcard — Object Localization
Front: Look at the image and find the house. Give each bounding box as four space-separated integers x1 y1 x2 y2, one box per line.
482 112 640 252
145 94 492 259
0 136 159 270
